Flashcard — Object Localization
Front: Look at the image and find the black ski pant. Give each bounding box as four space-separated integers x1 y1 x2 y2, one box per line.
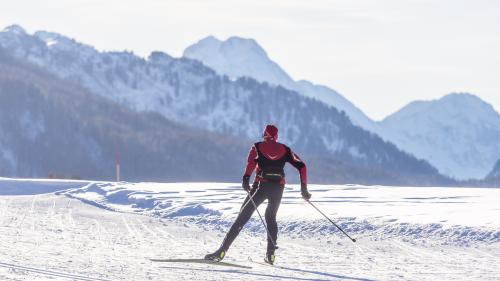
220 182 284 253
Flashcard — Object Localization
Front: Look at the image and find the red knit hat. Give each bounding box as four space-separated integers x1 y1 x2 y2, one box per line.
263 124 278 141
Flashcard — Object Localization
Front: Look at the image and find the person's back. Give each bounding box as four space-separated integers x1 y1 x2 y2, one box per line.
256 140 286 158
204 124 311 264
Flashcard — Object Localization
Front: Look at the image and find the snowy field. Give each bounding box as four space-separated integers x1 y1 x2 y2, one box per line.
0 178 499 280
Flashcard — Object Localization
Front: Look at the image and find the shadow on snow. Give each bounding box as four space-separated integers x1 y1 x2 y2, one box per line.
159 265 375 281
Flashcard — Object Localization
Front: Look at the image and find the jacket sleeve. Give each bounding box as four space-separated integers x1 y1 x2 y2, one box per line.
243 145 258 177
287 149 307 184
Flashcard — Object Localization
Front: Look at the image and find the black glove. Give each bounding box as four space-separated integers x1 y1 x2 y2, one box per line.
301 183 311 200
242 175 251 192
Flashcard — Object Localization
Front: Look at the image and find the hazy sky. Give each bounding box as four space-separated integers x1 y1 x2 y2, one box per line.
1 0 499 120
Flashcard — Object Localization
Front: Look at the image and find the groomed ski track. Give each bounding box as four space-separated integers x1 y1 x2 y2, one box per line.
0 261 111 281
0 180 499 280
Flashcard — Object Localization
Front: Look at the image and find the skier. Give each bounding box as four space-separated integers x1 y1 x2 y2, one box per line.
204 124 311 265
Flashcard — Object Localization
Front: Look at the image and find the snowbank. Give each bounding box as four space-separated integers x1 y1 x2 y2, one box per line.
62 181 500 245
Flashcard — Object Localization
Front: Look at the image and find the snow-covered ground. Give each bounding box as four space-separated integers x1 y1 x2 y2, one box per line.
0 178 499 280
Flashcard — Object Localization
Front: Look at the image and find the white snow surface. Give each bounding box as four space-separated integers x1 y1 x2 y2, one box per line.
62 181 500 243
1 178 499 280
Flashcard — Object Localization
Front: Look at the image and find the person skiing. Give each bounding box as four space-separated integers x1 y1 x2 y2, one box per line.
204 124 311 265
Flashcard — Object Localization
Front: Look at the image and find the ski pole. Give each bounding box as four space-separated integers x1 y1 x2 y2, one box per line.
239 185 259 212
245 188 278 249
306 200 357 243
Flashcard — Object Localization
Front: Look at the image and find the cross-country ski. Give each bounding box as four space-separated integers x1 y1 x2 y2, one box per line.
150 258 252 269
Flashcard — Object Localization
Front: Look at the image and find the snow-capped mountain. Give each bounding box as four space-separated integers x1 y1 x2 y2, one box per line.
184 36 296 89
0 50 249 181
0 24 454 185
182 35 500 180
183 36 375 130
380 93 500 180
2 51 429 184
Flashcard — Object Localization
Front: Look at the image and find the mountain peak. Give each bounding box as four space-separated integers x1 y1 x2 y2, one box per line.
439 92 497 112
183 35 293 88
182 35 374 130
191 35 220 49
435 93 500 122
2 24 27 35
148 51 173 64
223 36 266 56
195 35 220 44
33 30 68 48
441 92 484 103
380 92 500 180
185 35 267 58
34 30 63 41
384 92 499 124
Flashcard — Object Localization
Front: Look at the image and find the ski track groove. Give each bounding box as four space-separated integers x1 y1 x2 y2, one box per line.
0 261 112 281
20 198 41 257
135 218 159 239
152 224 181 247
126 217 140 238
121 215 136 238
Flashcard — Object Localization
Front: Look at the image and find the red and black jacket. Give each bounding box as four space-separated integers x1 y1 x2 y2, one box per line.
243 140 307 185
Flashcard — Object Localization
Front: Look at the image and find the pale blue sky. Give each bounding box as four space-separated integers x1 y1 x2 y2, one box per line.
1 0 499 120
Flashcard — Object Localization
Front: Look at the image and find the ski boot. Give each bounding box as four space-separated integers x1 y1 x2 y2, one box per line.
264 249 276 265
204 248 226 262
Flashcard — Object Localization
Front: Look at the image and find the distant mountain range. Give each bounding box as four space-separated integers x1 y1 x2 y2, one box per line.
184 36 375 131
0 24 496 186
183 35 500 180
0 50 250 181
0 26 500 185
379 93 500 180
